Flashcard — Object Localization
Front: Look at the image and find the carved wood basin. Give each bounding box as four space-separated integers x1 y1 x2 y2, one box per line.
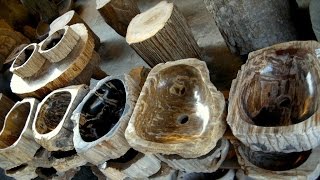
125 58 226 158
227 41 320 153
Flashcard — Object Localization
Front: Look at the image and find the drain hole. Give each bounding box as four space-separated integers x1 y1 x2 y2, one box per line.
177 115 189 124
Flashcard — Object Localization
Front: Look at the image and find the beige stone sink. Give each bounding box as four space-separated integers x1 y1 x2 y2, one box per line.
125 58 226 158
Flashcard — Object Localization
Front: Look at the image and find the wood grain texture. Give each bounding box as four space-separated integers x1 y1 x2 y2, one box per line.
0 93 14 131
99 152 161 179
125 58 226 158
203 0 297 55
5 164 38 180
0 98 41 170
72 74 141 165
49 10 100 50
126 1 201 67
227 41 320 153
10 43 46 78
39 26 80 63
149 162 178 180
157 139 229 173
11 23 95 99
32 85 89 151
232 140 320 180
96 0 140 37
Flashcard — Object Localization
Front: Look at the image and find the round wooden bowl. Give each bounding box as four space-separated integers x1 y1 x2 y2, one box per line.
10 43 46 78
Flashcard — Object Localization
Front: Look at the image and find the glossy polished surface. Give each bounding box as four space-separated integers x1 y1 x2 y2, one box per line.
135 64 217 143
240 48 320 127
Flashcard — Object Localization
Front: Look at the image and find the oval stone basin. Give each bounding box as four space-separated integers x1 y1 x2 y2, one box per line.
126 59 226 158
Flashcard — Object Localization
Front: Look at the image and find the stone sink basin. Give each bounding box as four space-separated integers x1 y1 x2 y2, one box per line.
125 58 226 158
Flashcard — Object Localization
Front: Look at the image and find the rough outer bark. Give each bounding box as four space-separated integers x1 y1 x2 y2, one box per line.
5 164 38 180
51 154 87 173
0 93 14 130
99 153 161 179
149 163 178 180
11 24 95 99
0 98 41 170
49 10 100 50
10 43 46 78
227 41 320 153
203 0 297 55
157 139 229 173
96 0 140 37
32 85 90 151
231 140 320 180
126 1 201 67
310 0 320 41
72 74 141 165
39 26 80 63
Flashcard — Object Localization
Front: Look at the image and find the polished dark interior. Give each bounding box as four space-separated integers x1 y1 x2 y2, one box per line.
80 79 126 142
241 48 320 127
13 45 35 67
41 29 65 51
36 92 71 134
49 149 77 160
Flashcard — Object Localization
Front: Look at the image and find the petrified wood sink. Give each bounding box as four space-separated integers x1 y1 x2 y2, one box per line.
32 85 89 151
72 74 141 165
232 140 320 179
10 43 46 78
0 98 41 170
125 58 226 158
227 41 320 153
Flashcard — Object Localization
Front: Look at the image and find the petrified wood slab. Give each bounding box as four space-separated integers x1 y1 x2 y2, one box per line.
227 41 320 153
0 93 14 130
99 149 161 179
39 25 80 63
32 85 89 151
9 43 46 78
96 0 140 37
232 140 320 180
157 139 229 173
0 98 41 170
11 23 96 99
5 164 37 180
125 58 226 158
49 10 100 49
126 1 201 67
72 74 141 165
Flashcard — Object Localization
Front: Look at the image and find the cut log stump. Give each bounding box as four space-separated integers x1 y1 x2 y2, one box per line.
203 0 297 55
72 74 141 165
227 41 320 153
96 0 140 37
126 1 201 67
0 98 41 170
32 85 89 151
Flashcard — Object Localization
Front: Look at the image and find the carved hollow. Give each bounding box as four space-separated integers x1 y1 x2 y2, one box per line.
33 85 89 151
11 23 95 99
125 58 226 158
10 43 46 78
232 140 320 179
126 1 201 67
72 75 141 165
0 94 15 131
50 10 100 49
157 139 229 173
99 149 161 179
96 0 140 36
227 41 320 153
39 26 80 62
0 98 40 170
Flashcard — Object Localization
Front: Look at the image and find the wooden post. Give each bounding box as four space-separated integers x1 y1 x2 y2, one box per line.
50 10 100 50
125 59 226 158
72 75 141 165
32 85 89 151
96 0 140 37
227 41 320 153
126 1 201 67
0 93 14 130
203 0 297 55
